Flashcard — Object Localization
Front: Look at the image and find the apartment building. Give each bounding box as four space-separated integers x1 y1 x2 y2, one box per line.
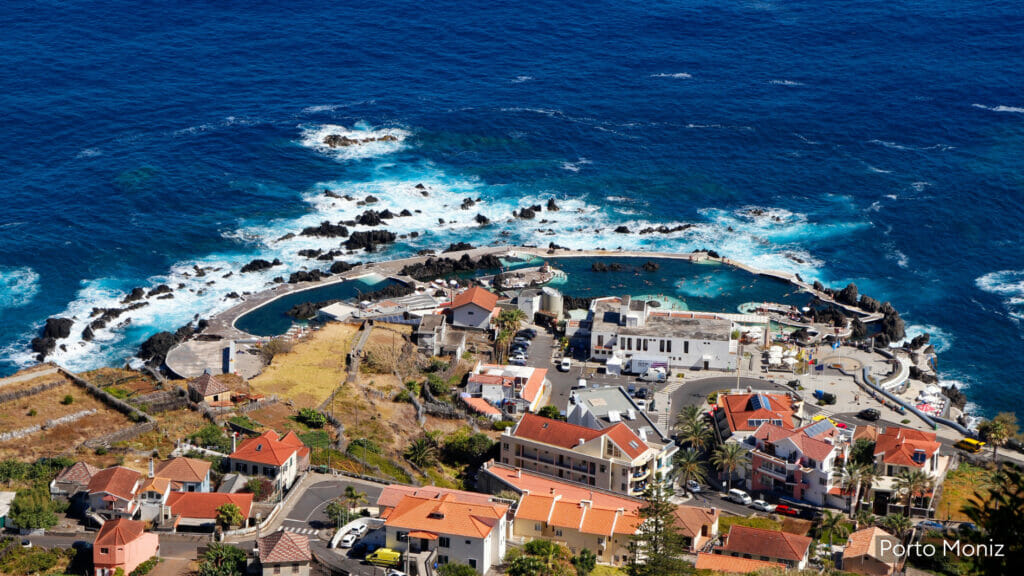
745 419 850 507
501 413 674 496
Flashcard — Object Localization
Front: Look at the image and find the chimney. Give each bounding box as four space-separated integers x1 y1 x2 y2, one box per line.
578 438 585 446
148 458 154 478
515 468 521 479
232 432 237 453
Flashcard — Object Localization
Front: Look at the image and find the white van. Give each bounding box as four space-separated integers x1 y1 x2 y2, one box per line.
727 488 752 505
559 358 572 372
573 378 587 389
639 367 667 382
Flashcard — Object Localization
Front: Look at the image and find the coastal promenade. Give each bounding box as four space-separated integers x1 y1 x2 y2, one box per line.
199 245 881 342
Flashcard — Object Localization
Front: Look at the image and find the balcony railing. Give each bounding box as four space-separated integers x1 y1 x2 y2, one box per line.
758 465 787 479
631 468 651 481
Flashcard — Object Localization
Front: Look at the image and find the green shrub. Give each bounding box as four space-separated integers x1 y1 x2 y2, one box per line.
426 373 450 396
60 395 74 405
493 420 514 431
130 556 161 576
27 409 36 417
296 408 327 428
95 447 108 456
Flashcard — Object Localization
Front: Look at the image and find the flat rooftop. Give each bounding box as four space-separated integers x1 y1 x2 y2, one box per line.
569 386 670 443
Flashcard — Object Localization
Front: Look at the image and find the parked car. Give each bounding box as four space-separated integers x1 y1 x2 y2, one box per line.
511 353 527 361
513 337 531 346
627 383 636 395
350 523 368 536
366 548 402 567
834 421 848 429
639 367 667 382
517 329 537 339
20 539 31 548
635 399 648 411
774 505 800 517
386 571 408 576
751 499 777 513
340 533 359 548
685 480 701 493
857 408 881 421
510 358 527 366
917 520 945 531
727 489 752 505
635 387 649 399
560 358 572 372
573 378 588 389
958 522 978 534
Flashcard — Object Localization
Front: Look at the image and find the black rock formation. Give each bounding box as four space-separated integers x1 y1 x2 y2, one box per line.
475 214 490 225
641 261 660 272
343 230 397 252
443 242 474 253
147 284 172 298
42 317 74 340
300 221 349 238
546 198 560 211
614 226 630 234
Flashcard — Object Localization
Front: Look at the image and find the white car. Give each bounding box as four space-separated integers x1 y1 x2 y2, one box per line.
559 358 572 372
339 533 358 548
350 522 368 536
635 398 647 411
386 570 408 576
751 499 777 513
686 480 701 493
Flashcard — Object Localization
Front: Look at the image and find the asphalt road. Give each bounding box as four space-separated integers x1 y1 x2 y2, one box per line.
24 532 203 559
282 478 385 535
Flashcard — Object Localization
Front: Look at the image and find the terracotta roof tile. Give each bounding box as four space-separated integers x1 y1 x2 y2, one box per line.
672 505 719 539
720 393 795 432
720 525 811 563
521 369 547 405
188 373 231 397
155 457 210 485
55 462 100 486
165 492 253 520
384 493 507 539
377 485 497 511
874 426 940 468
463 396 502 416
548 500 585 530
231 430 305 467
512 413 651 459
753 422 837 462
843 526 899 567
695 553 785 573
452 287 499 312
515 494 557 523
259 531 311 564
95 518 146 547
87 467 141 501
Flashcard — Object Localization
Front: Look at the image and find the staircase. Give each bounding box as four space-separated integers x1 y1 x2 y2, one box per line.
654 380 686 432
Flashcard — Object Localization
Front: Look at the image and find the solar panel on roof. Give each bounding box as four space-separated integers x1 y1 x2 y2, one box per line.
749 393 771 411
803 419 834 438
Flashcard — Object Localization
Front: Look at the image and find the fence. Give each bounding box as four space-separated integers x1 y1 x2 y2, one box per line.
0 378 67 404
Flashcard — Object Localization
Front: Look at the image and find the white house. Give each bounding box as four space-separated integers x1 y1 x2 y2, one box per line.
227 430 309 493
587 296 736 372
378 486 509 574
450 287 500 330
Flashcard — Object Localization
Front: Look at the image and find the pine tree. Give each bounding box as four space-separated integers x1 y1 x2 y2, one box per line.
629 476 690 576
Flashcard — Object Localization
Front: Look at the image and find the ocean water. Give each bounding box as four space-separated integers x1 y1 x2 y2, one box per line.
1 1 1022 417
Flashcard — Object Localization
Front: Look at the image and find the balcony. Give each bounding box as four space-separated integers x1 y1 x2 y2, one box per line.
758 465 787 480
630 468 651 481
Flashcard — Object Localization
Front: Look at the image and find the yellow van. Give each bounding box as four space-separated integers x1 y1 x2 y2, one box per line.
954 438 986 453
366 548 402 567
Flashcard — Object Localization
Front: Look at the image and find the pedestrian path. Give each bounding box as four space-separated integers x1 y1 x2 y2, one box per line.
654 380 686 431
280 525 320 536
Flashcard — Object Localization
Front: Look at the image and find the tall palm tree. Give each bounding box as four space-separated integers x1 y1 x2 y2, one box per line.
895 469 931 516
344 485 367 520
882 513 913 543
979 412 1018 464
818 509 851 549
498 308 527 332
674 405 703 432
495 328 514 363
673 448 708 493
710 443 747 491
678 419 713 453
841 463 866 518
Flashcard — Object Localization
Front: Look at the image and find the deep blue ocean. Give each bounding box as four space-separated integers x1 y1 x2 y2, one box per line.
1 1 1022 418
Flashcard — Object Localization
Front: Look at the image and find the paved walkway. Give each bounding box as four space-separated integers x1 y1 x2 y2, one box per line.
0 365 58 387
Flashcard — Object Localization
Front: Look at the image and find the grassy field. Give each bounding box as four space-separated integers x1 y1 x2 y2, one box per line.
935 461 994 522
82 367 161 397
719 514 783 532
249 322 359 407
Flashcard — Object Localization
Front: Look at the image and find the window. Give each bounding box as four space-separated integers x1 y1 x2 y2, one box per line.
555 529 563 537
659 340 665 353
188 485 195 492
600 464 606 473
292 564 299 574
465 540 471 545
597 335 604 347
503 442 509 451
273 567 281 575
667 340 672 353
439 536 450 548
684 341 689 354
534 523 541 531
438 555 449 565
100 548 109 554
469 559 477 569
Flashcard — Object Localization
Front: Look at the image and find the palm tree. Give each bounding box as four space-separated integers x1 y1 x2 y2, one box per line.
841 462 867 518
895 469 932 517
495 328 514 363
854 508 876 529
404 437 438 468
673 448 708 494
498 308 527 332
818 509 851 549
674 405 703 432
710 443 747 491
678 419 713 453
979 412 1018 464
882 513 913 543
344 485 367 520
215 503 243 530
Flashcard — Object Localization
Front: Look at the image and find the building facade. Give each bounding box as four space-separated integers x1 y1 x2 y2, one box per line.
228 430 309 493
745 419 850 507
93 518 159 576
450 286 499 330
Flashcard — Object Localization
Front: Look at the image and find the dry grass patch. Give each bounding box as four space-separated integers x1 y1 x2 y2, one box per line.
249 322 359 407
0 383 115 433
0 367 69 395
935 461 994 522
82 367 161 396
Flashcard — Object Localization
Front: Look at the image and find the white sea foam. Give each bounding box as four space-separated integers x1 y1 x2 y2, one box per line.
972 103 1024 114
76 148 102 158
298 122 411 161
0 266 40 309
976 269 1024 323
896 323 953 354
910 181 930 192
886 248 909 269
561 157 592 172
793 133 820 145
651 72 692 79
867 165 892 174
769 79 803 86
511 75 534 83
173 116 257 137
867 139 953 152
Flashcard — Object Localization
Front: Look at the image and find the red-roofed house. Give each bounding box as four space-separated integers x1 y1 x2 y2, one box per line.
715 525 812 570
382 488 509 574
164 492 254 530
695 553 785 574
872 426 944 515
187 372 232 404
258 531 312 576
713 392 798 441
87 466 142 520
93 518 159 576
501 413 674 496
229 430 310 492
747 419 850 507
478 461 646 564
842 526 900 576
467 362 551 415
673 504 720 553
451 286 500 329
